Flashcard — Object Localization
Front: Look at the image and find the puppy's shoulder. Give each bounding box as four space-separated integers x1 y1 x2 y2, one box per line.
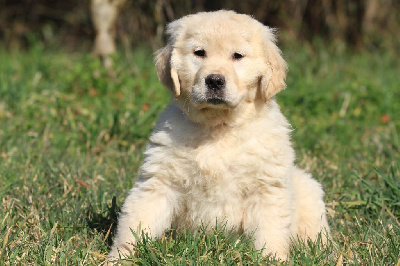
250 100 292 139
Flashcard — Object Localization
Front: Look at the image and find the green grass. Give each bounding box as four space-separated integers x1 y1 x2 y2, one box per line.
0 42 399 265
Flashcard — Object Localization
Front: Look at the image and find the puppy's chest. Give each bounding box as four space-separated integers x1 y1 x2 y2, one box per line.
177 135 265 187
173 137 268 229
149 121 290 187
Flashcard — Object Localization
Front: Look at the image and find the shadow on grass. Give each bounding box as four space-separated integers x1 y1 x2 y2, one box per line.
86 196 120 247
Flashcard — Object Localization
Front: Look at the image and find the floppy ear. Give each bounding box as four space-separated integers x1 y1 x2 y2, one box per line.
155 45 180 97
259 27 288 101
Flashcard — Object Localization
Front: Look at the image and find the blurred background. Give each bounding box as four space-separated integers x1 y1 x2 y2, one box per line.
1 0 399 51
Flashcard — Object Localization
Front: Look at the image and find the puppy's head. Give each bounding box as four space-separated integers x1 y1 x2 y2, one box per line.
156 10 287 126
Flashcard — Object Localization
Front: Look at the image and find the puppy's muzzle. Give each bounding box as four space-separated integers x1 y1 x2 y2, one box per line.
205 74 226 104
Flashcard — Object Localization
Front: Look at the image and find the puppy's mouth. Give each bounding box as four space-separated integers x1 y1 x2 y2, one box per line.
193 89 240 110
196 97 235 110
206 97 226 105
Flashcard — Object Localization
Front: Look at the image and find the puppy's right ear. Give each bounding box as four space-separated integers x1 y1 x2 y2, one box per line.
155 44 180 97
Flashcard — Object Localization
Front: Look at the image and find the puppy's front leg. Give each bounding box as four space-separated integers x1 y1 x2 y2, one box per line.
108 177 178 260
244 189 292 260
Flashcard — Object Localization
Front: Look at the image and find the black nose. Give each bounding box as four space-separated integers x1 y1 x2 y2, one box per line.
205 74 226 91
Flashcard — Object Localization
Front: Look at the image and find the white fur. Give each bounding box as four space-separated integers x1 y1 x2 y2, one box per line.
109 10 329 261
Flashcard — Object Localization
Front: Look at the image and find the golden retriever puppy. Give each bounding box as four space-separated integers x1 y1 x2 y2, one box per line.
109 10 329 261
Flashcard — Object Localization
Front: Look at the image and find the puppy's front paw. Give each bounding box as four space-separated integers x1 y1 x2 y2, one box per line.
260 245 289 261
107 243 134 264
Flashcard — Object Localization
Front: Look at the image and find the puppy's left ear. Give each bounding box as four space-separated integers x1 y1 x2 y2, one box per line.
155 44 180 97
259 27 288 101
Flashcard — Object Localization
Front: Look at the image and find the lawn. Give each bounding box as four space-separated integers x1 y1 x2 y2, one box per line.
0 42 399 265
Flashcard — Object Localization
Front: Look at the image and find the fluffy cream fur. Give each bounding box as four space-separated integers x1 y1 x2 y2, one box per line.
108 10 329 261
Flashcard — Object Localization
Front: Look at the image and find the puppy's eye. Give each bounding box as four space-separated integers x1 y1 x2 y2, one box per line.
233 52 244 60
194 49 206 57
